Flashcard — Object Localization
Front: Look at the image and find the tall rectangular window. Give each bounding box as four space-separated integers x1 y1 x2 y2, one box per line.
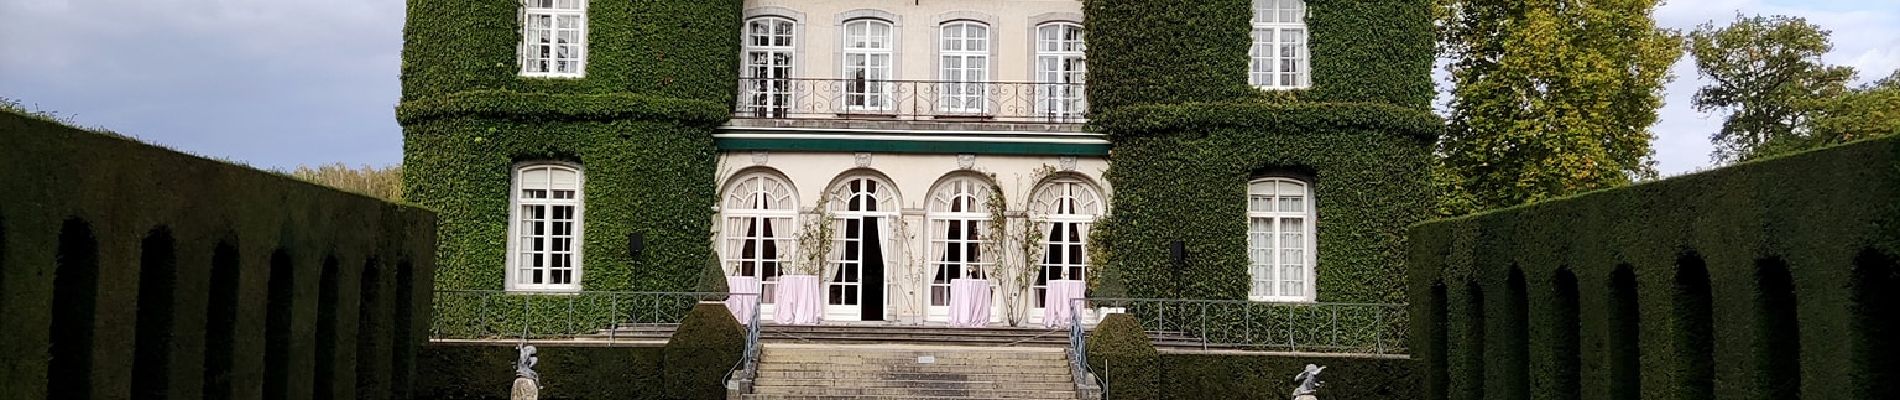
521 0 587 77
842 19 895 111
509 165 583 291
939 22 990 114
1250 0 1309 89
1035 23 1087 119
1248 178 1315 301
743 17 796 116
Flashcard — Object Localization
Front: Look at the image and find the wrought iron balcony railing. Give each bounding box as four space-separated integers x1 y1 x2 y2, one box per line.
733 77 1088 123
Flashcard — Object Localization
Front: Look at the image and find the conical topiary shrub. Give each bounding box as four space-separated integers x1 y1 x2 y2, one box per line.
663 302 745 400
1087 313 1160 400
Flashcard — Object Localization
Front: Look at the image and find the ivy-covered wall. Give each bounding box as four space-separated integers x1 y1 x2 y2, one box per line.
1086 0 1439 303
399 0 741 291
1083 0 1436 112
1408 135 1900 400
1095 103 1439 302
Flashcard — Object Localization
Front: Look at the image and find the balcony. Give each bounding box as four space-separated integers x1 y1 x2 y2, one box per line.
731 78 1088 124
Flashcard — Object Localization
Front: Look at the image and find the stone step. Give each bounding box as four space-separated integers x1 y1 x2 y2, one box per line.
743 395 1069 400
763 356 1064 365
752 386 1077 398
763 350 1069 361
757 379 1074 391
759 363 1068 375
755 371 1074 383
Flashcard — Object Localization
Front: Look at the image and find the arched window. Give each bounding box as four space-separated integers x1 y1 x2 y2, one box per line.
721 173 797 304
508 164 583 291
1035 22 1087 118
743 16 796 116
939 21 991 114
1250 0 1309 89
1028 179 1103 310
520 0 587 77
1247 177 1315 301
927 177 995 314
826 175 900 321
843 19 895 111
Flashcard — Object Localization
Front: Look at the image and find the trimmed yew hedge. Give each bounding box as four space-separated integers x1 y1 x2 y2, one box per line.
416 303 744 400
1408 135 1900 400
417 345 665 400
1090 313 1418 399
0 110 438 400
1093 103 1439 302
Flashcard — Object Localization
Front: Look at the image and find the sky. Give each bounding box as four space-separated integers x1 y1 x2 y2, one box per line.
2 0 1897 175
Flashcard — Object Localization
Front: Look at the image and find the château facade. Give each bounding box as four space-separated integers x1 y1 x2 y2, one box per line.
401 0 1437 326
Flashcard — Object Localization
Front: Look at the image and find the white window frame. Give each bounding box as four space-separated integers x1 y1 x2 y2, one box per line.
506 164 585 292
1035 22 1087 118
742 16 797 115
519 0 588 78
720 173 798 306
1247 177 1316 302
938 21 991 114
842 19 896 112
1250 0 1309 89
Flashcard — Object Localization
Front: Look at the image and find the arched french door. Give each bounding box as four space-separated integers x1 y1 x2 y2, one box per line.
925 176 999 323
827 176 898 321
721 173 796 320
1027 179 1103 324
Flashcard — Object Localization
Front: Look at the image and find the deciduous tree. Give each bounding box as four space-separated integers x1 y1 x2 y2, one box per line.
1437 0 1680 213
1687 14 1856 162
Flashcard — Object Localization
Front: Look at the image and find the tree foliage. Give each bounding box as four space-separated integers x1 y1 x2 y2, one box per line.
1437 0 1681 214
1687 14 1857 163
288 163 405 202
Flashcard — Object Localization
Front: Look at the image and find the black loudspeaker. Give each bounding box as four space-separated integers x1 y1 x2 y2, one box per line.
1170 240 1187 264
627 233 645 258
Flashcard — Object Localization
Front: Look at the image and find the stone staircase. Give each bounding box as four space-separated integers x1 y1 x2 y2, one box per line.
743 343 1081 400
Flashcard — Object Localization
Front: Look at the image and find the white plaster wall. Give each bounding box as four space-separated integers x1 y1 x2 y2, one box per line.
713 151 1110 324
741 0 1085 83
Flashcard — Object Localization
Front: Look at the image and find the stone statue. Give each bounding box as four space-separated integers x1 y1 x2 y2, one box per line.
1293 364 1324 398
515 345 540 383
512 345 541 400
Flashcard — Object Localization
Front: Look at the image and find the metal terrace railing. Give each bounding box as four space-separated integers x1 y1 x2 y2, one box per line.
733 77 1088 122
1071 298 1410 355
427 290 754 340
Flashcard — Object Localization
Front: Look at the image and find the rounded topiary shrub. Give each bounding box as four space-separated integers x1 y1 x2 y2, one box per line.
663 302 745 400
1088 313 1161 400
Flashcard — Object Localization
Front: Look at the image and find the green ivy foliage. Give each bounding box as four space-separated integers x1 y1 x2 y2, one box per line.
1408 135 1900 400
401 0 742 104
400 0 741 292
1082 0 1435 112
1095 103 1439 303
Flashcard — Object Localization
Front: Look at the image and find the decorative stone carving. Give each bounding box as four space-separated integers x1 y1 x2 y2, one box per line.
855 152 873 167
1058 156 1078 171
751 151 769 166
957 154 976 170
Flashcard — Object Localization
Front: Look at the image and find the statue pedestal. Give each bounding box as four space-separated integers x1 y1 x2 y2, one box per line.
1294 395 1318 400
511 378 539 400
